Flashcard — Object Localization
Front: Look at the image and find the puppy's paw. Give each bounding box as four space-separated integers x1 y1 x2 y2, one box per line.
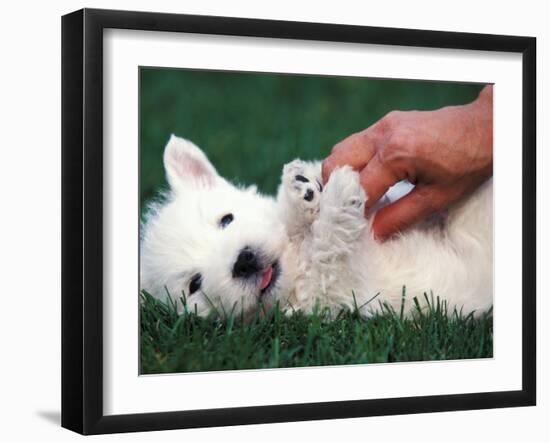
282 160 323 220
322 166 366 217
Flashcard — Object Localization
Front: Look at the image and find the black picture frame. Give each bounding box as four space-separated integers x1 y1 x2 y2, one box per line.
61 8 536 435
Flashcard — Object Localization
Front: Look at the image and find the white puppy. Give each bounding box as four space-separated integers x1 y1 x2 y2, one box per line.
140 135 493 318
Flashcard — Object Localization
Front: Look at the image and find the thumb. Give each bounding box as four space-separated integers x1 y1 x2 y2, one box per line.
371 186 446 240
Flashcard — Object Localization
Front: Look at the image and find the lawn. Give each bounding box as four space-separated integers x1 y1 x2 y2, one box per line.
140 290 493 374
139 68 492 373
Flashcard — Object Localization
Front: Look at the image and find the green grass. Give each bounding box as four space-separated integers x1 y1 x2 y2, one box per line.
140 290 493 374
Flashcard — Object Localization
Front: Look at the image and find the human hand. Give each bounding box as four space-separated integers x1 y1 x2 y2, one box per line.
322 85 493 241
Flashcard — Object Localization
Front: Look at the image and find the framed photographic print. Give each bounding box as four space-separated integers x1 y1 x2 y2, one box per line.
61 8 536 435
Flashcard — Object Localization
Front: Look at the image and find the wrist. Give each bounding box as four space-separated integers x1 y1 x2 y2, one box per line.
466 85 493 178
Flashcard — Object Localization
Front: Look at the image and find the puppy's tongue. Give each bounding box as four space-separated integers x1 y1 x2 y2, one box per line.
260 266 273 290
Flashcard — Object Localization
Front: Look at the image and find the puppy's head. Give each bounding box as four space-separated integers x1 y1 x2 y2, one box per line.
140 135 287 317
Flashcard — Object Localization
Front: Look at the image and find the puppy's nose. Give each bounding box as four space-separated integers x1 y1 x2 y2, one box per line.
233 248 261 278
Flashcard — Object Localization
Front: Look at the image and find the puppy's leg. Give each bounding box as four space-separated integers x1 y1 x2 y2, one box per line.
309 166 367 303
277 160 323 238
284 165 367 314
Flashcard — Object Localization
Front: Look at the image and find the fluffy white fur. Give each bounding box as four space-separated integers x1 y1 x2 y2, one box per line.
140 135 493 318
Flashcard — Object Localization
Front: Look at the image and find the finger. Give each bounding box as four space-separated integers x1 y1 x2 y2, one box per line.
359 155 399 210
322 131 376 184
371 186 446 241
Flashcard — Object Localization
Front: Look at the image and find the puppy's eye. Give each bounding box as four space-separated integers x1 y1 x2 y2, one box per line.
189 273 202 295
219 213 234 228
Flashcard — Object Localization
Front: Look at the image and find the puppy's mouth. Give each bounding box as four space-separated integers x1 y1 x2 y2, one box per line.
259 260 280 296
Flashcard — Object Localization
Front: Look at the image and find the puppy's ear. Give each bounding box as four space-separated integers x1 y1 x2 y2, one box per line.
163 135 219 191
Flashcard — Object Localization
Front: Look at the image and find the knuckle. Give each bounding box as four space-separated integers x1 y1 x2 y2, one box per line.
374 110 409 137
381 110 402 128
386 133 409 152
372 118 389 135
356 129 375 149
386 110 402 120
379 133 410 166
